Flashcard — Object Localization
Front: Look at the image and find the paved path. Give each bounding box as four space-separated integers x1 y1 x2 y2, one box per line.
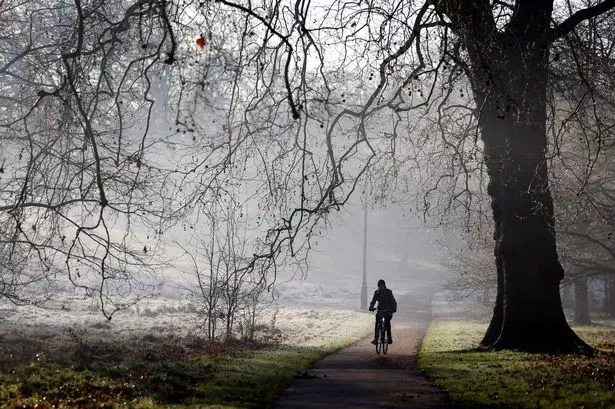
275 283 451 409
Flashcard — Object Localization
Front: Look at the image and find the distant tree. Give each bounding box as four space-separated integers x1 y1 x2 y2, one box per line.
573 276 592 324
605 276 615 316
184 220 223 340
550 5 615 324
443 229 496 309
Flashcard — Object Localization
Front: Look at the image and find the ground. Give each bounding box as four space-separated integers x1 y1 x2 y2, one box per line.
275 284 451 408
0 278 453 408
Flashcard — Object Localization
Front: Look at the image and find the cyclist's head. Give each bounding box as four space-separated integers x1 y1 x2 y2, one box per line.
377 279 386 289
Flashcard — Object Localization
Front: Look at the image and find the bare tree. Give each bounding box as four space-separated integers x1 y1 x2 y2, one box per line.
549 5 615 324
443 229 496 308
183 199 269 340
184 222 223 340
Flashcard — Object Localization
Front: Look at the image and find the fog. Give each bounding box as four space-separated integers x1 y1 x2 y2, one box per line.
272 199 454 309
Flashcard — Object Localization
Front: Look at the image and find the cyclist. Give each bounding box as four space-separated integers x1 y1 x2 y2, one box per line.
368 279 397 344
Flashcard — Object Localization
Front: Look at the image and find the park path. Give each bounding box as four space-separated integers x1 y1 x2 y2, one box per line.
275 282 451 409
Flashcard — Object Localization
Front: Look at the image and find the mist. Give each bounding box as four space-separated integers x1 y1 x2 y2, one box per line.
272 199 455 310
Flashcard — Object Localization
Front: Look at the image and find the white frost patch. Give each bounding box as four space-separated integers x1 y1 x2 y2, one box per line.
0 298 372 348
267 307 372 347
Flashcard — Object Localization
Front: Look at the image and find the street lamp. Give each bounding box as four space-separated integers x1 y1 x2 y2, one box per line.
361 204 368 310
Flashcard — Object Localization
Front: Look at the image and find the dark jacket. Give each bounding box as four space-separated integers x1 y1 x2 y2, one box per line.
369 288 397 313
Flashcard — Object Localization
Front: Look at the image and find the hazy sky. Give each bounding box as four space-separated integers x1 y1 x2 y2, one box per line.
292 199 450 290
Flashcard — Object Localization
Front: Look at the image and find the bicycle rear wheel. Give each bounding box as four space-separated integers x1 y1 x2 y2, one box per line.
376 322 389 355
380 326 388 355
381 338 388 354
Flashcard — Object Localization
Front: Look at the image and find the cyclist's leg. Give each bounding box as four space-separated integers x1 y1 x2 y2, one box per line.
384 312 393 343
372 311 382 344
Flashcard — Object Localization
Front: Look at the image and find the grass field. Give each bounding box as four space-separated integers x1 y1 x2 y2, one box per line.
419 318 615 409
0 335 352 409
3 301 613 409
0 297 374 409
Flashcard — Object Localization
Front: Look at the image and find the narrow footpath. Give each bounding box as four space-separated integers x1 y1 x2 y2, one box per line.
275 283 451 409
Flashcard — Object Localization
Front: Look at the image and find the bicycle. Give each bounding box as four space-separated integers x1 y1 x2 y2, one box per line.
371 309 392 355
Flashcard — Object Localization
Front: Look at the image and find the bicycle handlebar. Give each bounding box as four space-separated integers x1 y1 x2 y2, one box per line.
369 308 393 313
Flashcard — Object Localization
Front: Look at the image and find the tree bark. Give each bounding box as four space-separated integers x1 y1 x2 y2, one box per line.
477 87 591 352
574 277 591 325
481 252 504 346
478 110 589 351
472 36 590 353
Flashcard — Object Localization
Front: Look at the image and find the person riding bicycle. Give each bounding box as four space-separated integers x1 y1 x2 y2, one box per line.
368 279 397 345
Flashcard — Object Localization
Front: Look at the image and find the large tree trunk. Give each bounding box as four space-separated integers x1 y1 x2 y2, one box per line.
478 111 588 351
481 252 504 346
474 35 591 353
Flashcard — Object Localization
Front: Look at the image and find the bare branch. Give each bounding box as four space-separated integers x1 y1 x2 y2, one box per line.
549 0 615 42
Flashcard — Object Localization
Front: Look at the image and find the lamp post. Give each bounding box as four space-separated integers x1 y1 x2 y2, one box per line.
361 204 368 310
